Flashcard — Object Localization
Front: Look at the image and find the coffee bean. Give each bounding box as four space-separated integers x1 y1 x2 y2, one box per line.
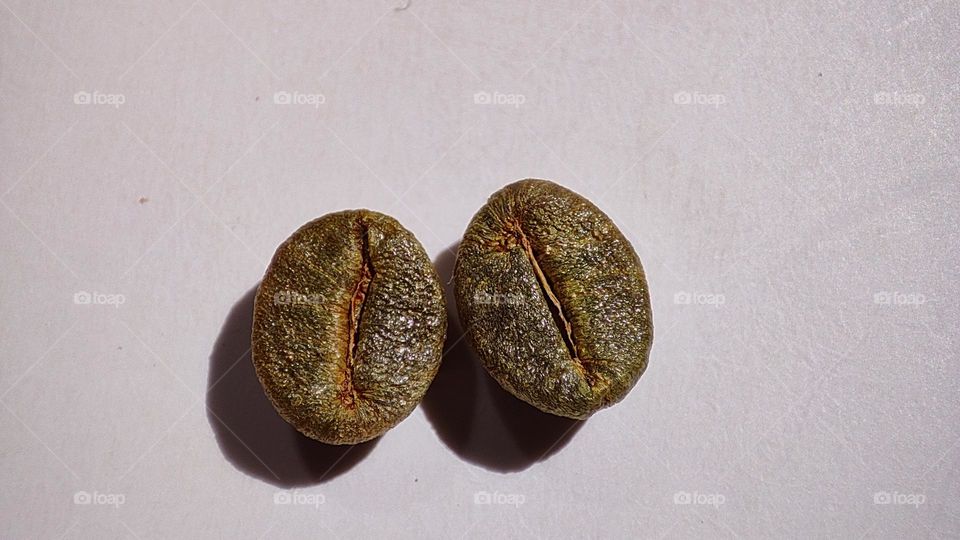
252 210 446 445
454 179 653 419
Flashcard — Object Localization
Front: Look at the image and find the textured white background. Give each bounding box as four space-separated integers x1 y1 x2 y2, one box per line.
1 1 958 538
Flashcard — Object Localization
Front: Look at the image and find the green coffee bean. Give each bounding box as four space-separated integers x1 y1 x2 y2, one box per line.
455 179 653 419
252 210 446 445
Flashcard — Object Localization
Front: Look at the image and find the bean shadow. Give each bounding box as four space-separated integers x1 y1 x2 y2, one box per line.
206 284 377 488
422 243 584 472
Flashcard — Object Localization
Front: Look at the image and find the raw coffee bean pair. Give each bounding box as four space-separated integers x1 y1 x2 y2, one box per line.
251 179 653 445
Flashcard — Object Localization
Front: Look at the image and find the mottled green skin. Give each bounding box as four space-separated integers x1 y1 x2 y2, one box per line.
455 180 653 419
252 210 446 445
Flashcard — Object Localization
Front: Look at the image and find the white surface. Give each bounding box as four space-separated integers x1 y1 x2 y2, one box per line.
2 1 958 538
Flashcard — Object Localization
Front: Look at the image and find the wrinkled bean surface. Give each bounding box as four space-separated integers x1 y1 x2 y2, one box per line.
253 210 446 445
455 180 653 419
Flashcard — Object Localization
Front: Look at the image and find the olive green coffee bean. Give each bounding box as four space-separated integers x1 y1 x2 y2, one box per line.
252 210 447 445
454 179 653 419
